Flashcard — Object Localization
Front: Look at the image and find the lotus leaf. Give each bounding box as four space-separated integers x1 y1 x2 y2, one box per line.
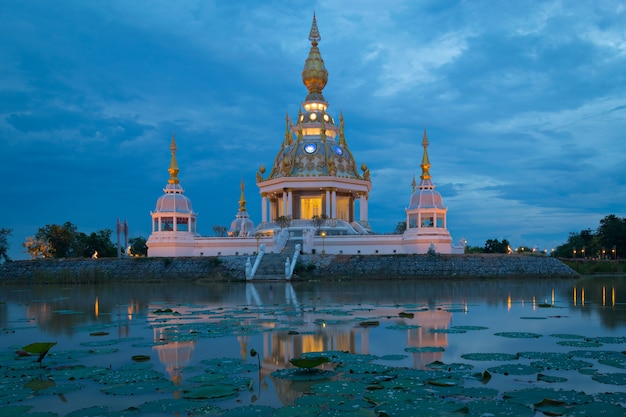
488 363 544 375
405 346 445 353
311 380 371 395
290 356 330 369
567 402 626 416
181 383 239 399
466 399 534 417
272 368 336 381
557 340 603 348
494 332 542 338
214 405 277 417
503 388 593 406
274 405 320 417
592 372 626 385
537 373 568 383
461 352 518 361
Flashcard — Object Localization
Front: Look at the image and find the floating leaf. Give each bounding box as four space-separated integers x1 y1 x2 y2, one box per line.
405 346 445 353
461 352 518 361
22 342 57 363
488 364 544 375
181 383 239 399
538 373 568 383
592 372 626 385
494 332 542 339
398 312 414 319
358 320 379 327
131 355 151 362
289 356 330 369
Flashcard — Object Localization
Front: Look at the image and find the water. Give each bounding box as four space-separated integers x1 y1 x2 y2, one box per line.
1 276 625 416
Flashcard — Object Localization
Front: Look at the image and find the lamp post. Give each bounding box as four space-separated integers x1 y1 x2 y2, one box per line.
573 249 576 258
612 246 616 259
320 230 326 255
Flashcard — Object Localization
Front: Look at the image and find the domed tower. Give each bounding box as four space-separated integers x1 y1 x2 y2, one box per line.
404 130 452 251
256 14 372 236
229 178 255 237
147 133 197 256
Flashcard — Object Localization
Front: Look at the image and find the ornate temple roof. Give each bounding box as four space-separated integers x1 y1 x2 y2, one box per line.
260 14 369 183
229 178 255 236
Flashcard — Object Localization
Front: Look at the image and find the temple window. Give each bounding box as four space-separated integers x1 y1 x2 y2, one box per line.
177 217 189 232
161 217 174 231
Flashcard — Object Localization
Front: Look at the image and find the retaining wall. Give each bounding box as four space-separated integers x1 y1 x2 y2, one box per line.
0 254 577 284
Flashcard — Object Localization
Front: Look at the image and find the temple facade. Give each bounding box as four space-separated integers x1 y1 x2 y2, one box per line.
147 15 465 258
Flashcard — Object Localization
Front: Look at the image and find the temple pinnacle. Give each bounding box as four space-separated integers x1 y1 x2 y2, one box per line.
168 131 180 184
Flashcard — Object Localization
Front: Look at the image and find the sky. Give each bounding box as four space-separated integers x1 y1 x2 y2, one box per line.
2 0 625 260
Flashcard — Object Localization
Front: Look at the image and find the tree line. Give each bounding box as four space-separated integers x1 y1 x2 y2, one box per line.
0 222 147 261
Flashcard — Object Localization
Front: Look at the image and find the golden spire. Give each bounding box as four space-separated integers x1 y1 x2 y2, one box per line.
238 177 247 212
338 112 346 145
284 112 292 146
302 13 328 101
420 129 431 181
168 131 180 184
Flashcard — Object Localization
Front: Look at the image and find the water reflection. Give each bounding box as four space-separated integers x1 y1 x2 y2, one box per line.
1 276 625 412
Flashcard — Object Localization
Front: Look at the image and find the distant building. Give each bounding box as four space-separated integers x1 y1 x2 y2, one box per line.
147 15 465 259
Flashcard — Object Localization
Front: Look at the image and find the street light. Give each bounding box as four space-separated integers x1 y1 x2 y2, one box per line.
573 249 576 258
320 230 326 255
612 246 616 259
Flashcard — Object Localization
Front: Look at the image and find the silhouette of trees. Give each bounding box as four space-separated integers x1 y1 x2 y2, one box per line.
0 228 12 262
555 215 625 258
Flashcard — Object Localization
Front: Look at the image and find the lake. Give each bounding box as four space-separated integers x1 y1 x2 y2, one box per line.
1 276 625 416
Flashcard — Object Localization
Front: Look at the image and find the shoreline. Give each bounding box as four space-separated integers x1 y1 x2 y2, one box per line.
0 254 579 284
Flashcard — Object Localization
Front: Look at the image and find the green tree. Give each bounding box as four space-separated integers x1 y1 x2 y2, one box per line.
74 229 117 258
484 239 511 254
212 225 227 237
464 245 484 254
129 236 148 256
596 215 626 258
35 222 78 258
311 214 328 235
0 228 12 262
276 215 292 230
393 220 407 234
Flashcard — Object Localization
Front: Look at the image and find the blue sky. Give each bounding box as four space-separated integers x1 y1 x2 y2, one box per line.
2 0 625 260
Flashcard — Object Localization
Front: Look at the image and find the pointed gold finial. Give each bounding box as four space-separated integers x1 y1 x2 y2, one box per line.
238 177 247 212
302 13 328 101
309 12 321 45
420 129 431 181
339 112 346 145
168 130 180 184
285 112 292 145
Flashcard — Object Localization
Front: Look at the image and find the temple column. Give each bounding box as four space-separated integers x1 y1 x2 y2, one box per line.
282 190 288 217
261 194 267 223
287 190 293 217
331 190 337 219
359 195 367 222
325 189 331 217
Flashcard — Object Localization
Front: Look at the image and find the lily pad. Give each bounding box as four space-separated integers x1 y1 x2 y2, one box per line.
290 356 330 369
311 380 371 396
181 383 239 399
272 368 336 381
405 346 445 353
537 373 568 383
488 364 544 375
494 332 542 339
219 405 276 417
461 352 518 361
592 372 626 385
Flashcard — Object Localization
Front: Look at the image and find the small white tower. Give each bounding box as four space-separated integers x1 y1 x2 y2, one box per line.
147 132 197 256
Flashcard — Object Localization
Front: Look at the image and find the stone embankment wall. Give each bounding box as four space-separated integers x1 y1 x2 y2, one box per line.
0 254 577 284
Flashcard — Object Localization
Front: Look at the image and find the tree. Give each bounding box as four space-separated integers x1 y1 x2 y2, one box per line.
23 236 53 259
311 214 328 235
393 221 407 234
596 215 626 258
74 229 117 258
276 215 292 230
213 225 227 237
484 239 511 254
35 222 78 258
129 237 148 257
0 228 12 262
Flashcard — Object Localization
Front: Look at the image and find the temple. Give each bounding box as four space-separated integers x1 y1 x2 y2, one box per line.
147 15 465 260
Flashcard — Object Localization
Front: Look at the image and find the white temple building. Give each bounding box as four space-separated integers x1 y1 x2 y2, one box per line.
147 15 465 259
